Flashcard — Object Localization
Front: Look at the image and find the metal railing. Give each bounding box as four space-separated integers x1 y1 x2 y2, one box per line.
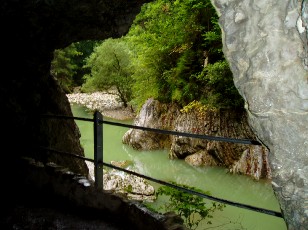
40 111 283 219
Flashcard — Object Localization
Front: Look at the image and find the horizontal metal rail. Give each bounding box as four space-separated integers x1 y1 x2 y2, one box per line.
37 146 282 218
41 114 261 145
39 112 282 219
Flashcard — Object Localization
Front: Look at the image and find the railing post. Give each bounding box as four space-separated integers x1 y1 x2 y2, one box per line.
94 110 103 190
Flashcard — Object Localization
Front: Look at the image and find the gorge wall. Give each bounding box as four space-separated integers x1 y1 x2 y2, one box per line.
211 0 308 229
123 98 271 180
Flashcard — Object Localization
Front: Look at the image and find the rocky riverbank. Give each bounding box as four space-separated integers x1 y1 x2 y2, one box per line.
66 92 136 120
123 98 272 180
68 93 272 181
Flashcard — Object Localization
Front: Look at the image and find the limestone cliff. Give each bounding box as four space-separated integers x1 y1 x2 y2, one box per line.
123 98 180 150
211 0 308 228
123 98 270 180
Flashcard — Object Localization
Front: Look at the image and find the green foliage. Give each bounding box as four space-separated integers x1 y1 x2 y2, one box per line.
196 60 244 108
180 100 209 114
56 0 244 110
51 43 82 93
71 40 100 86
125 0 215 107
156 182 225 230
202 18 223 62
51 40 98 92
124 0 240 109
81 38 135 107
125 184 133 193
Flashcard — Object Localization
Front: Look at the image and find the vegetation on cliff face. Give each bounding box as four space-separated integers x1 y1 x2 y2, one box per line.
52 0 244 110
122 98 271 180
51 41 98 93
52 0 270 181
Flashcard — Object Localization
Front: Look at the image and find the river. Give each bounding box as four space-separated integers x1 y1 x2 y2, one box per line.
71 103 287 230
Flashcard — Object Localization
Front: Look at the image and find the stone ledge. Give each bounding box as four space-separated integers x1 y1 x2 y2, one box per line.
19 157 188 230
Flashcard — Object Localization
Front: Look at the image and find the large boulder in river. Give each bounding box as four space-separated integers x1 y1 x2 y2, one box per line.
169 109 271 180
123 98 271 180
122 98 180 150
171 107 271 180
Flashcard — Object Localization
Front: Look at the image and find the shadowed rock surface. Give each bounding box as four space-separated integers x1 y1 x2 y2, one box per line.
1 157 187 230
1 0 177 229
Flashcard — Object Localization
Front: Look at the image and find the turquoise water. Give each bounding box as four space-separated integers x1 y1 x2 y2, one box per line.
71 104 287 230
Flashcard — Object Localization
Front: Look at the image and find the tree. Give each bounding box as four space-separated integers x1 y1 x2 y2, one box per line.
51 43 82 93
71 40 100 86
79 0 243 110
82 38 135 107
124 0 241 109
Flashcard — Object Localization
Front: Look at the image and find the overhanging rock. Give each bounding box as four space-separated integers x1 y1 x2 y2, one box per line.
211 0 308 229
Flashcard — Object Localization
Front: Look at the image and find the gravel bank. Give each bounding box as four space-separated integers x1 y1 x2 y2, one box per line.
67 92 136 120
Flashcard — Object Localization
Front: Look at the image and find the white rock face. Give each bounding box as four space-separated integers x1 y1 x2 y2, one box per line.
85 161 156 201
230 145 272 180
211 0 308 228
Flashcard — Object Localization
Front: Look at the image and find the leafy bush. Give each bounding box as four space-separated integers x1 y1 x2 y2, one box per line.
156 182 225 230
197 60 244 108
51 44 82 93
125 0 224 109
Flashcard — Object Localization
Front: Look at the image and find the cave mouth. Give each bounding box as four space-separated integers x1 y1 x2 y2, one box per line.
4 0 308 229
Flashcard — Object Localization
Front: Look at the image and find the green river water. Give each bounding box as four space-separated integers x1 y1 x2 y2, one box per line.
71 103 287 230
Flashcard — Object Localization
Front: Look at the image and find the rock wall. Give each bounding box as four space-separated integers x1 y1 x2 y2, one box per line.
18 157 187 230
123 98 181 150
1 0 152 227
1 0 150 178
123 98 271 180
171 107 271 180
211 0 308 229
